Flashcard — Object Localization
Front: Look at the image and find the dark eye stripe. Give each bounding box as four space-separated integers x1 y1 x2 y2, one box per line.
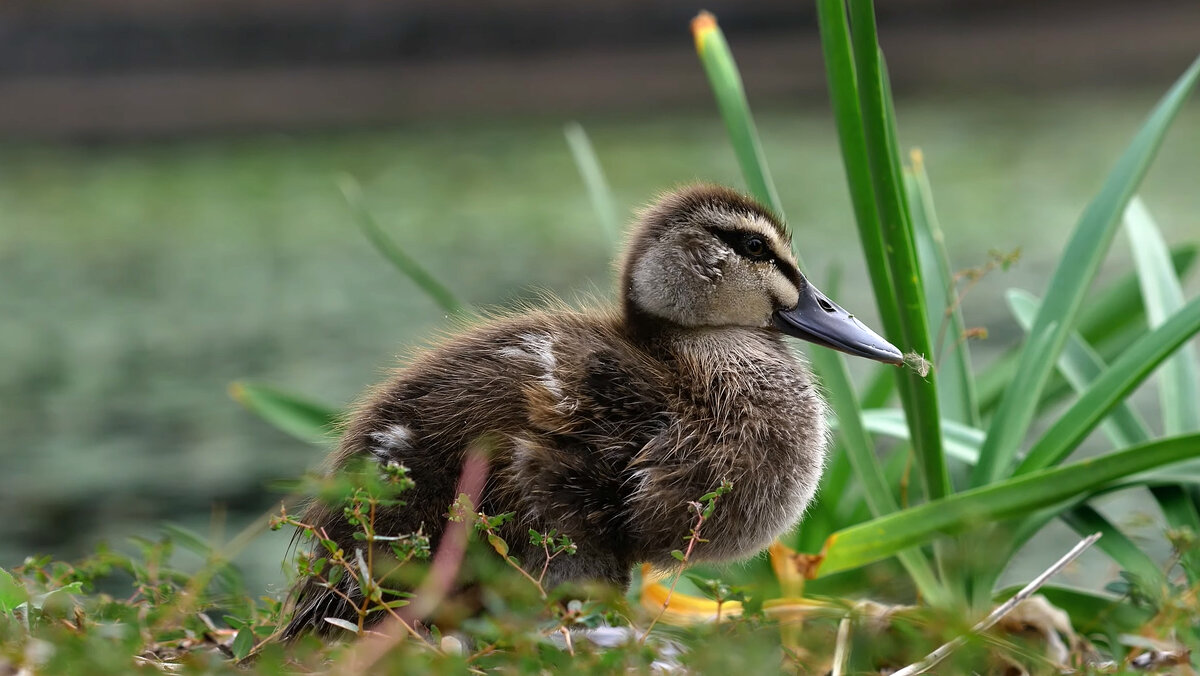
710 228 776 263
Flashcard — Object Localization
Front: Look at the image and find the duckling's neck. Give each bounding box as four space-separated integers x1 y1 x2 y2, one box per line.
622 303 788 366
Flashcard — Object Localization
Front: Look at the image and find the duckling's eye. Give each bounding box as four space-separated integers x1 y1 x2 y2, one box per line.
741 235 769 260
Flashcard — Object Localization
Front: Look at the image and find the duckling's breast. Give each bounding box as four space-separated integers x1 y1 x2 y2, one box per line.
626 327 829 566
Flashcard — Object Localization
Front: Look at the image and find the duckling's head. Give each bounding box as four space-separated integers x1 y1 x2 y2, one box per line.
621 184 903 364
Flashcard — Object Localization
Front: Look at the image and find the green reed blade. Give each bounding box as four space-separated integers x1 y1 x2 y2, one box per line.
564 122 622 245
1016 294 1200 474
1007 290 1152 447
339 175 466 316
972 56 1200 486
1125 197 1200 437
691 12 782 216
976 244 1198 414
818 0 950 502
819 433 1200 576
907 151 979 427
229 381 340 445
846 1 950 501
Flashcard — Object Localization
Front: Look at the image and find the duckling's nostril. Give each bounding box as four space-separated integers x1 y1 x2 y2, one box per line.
817 297 836 313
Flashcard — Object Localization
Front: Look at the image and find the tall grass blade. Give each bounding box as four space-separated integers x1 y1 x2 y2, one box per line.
1006 290 1151 447
814 0 899 333
972 56 1200 485
976 244 1198 413
850 409 983 465
818 433 1200 575
809 349 947 603
1004 283 1198 579
229 381 339 444
1060 505 1166 589
690 12 782 216
819 0 949 501
1125 196 1200 436
1005 290 1192 584
564 122 621 245
847 2 949 500
1016 294 1200 474
1123 197 1200 575
907 150 979 426
339 175 466 315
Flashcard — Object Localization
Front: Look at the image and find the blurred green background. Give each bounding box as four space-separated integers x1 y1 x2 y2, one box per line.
2 0 1199 594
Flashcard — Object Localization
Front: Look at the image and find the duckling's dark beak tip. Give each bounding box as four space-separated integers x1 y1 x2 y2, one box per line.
773 283 904 365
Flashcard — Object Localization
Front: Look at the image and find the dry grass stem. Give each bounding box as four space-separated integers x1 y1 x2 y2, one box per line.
891 532 1101 676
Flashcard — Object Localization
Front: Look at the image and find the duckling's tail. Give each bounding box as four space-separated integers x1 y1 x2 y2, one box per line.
280 573 362 641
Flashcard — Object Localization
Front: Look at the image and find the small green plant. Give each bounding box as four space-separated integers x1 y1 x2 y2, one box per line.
272 459 431 638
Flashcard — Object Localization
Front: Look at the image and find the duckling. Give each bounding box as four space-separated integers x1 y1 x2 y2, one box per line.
282 184 902 639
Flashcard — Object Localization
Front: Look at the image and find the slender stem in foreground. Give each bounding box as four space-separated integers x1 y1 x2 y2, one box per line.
890 532 1101 676
337 448 490 675
641 500 712 643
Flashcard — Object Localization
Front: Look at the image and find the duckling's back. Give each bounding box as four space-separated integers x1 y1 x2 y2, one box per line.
283 308 672 637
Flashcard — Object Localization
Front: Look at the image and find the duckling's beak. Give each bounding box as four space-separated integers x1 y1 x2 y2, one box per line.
773 282 904 364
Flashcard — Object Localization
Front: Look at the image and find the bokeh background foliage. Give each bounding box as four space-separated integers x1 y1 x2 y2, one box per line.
3 0 1200 671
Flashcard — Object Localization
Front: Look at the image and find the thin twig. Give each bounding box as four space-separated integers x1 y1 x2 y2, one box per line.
640 502 709 643
559 626 575 657
477 520 547 596
891 532 1101 676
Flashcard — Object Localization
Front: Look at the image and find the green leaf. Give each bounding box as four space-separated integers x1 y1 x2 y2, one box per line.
339 175 466 315
1079 243 1198 346
33 581 83 614
1006 290 1152 448
814 0 900 339
844 0 950 501
813 0 953 596
1059 505 1165 588
907 151 979 427
0 568 27 613
229 381 340 444
671 549 686 562
690 11 782 216
973 55 1200 486
1125 196 1200 436
563 122 621 246
976 245 1198 415
487 534 509 558
1006 287 1199 579
809 349 947 604
323 617 360 635
818 434 1200 576
231 626 256 660
1016 294 1200 474
852 408 983 466
1122 197 1200 576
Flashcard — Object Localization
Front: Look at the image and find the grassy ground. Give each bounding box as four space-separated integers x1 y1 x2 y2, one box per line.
2 93 1198 593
